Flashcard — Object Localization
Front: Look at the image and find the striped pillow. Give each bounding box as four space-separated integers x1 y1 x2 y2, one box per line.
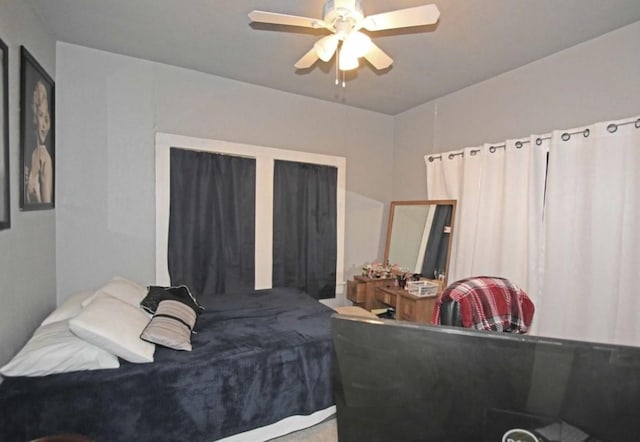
140 300 197 351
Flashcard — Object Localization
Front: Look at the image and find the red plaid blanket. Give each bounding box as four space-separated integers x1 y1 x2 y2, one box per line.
431 276 534 333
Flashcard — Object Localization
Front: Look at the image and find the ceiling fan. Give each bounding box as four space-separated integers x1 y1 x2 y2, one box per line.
248 0 440 73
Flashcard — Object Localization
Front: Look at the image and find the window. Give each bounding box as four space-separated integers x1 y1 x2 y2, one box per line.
155 133 346 296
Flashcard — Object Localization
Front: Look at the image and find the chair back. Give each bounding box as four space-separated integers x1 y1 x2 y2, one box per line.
433 276 534 333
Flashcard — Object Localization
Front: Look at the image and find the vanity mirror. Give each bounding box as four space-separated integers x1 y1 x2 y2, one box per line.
384 200 456 287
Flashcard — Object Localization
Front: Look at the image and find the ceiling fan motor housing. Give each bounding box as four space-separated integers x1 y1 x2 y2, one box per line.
323 0 364 27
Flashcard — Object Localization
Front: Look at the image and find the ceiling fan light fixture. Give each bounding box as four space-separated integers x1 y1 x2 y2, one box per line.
314 35 340 62
341 31 371 59
339 50 359 71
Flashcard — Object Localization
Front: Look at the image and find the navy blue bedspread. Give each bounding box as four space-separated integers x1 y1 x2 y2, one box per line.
0 288 335 441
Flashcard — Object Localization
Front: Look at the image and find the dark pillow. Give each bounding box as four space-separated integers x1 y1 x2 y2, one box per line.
140 300 196 351
140 285 204 316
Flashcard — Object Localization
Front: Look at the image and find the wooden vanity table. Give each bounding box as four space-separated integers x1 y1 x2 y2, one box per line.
346 198 457 323
375 286 439 323
346 276 442 324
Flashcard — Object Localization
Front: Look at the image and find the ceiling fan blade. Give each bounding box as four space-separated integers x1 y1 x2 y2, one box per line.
294 47 320 69
363 42 393 70
362 4 440 31
249 10 328 29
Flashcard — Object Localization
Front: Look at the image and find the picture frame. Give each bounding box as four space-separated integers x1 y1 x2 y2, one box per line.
20 46 54 210
0 37 9 229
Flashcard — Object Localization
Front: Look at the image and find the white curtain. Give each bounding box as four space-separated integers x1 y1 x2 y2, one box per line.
425 139 547 299
426 116 640 346
536 118 640 345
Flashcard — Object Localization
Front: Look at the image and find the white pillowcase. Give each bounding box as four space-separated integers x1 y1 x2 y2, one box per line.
0 321 120 377
81 276 147 308
70 295 155 363
41 290 94 326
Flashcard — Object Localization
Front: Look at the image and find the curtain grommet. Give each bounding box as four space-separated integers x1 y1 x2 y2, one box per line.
607 124 618 133
583 129 590 138
561 133 570 141
635 119 640 129
515 141 523 149
489 146 496 153
536 138 542 146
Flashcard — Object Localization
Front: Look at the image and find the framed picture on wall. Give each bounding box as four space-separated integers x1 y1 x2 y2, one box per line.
20 46 54 210
0 37 9 229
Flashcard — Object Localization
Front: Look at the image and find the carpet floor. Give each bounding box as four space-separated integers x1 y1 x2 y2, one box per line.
269 418 338 441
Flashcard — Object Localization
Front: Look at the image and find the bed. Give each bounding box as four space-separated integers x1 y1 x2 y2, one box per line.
0 287 335 441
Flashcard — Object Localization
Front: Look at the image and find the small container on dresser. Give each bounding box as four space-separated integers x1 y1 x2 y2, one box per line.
406 280 440 297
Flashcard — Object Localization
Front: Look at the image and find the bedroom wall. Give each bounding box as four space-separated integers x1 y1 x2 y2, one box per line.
55 43 394 305
0 0 57 366
392 20 640 200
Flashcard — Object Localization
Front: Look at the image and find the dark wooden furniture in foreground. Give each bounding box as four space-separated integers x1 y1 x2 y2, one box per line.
30 435 92 442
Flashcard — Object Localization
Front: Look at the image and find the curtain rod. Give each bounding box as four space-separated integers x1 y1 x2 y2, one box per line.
427 117 640 162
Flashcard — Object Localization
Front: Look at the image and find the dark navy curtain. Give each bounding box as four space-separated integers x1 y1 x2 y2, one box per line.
421 204 453 279
272 160 337 299
168 148 255 297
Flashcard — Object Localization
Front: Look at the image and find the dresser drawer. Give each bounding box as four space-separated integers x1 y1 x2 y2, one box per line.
346 279 367 304
375 288 397 307
397 298 416 321
396 292 437 323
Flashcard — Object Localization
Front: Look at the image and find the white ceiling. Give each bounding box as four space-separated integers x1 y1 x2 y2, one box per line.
26 0 640 115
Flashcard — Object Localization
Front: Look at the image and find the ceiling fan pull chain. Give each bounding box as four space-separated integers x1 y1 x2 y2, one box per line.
335 46 339 85
337 44 345 88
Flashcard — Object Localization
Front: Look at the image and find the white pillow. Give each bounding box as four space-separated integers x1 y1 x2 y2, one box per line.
70 295 155 363
41 290 94 326
81 276 147 308
0 321 120 377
